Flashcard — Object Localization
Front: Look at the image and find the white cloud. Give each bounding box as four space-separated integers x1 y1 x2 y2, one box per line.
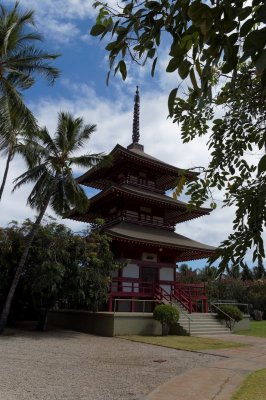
0 82 237 260
3 0 96 44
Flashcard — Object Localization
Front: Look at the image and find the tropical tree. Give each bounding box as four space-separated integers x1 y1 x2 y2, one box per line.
0 1 60 201
0 218 118 331
0 98 34 201
0 112 105 333
0 2 59 119
91 0 266 268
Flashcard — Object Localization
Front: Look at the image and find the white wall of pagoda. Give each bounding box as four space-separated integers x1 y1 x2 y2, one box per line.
159 267 174 294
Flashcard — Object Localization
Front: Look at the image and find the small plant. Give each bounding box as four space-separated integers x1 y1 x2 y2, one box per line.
153 304 179 336
216 304 243 330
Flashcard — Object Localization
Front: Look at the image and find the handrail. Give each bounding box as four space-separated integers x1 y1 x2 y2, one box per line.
172 285 192 313
154 286 171 304
171 300 192 335
212 302 249 315
210 302 235 331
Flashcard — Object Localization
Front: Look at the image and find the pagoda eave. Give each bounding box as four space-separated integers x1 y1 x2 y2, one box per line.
105 222 216 259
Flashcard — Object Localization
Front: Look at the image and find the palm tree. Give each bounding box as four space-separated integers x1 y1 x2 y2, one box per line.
0 97 34 201
0 112 105 333
0 2 60 117
0 2 60 201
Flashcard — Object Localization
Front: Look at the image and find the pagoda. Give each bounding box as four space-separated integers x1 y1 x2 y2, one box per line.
68 88 216 314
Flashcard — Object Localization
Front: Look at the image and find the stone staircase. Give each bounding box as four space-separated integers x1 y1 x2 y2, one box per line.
173 303 231 336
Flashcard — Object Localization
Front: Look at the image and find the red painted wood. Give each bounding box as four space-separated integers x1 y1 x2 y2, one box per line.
108 277 209 313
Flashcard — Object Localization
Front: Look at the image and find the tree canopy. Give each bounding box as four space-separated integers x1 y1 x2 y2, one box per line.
0 112 106 333
0 219 118 330
91 0 266 268
0 1 60 202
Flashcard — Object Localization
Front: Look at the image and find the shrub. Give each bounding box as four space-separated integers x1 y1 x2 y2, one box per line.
153 304 179 335
216 305 243 330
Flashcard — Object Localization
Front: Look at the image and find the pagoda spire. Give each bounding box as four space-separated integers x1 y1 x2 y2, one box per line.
132 86 140 143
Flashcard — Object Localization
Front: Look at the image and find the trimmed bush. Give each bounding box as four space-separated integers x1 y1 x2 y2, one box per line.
153 304 179 335
216 304 243 323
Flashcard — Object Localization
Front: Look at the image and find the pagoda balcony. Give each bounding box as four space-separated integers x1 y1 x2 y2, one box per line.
118 177 164 194
104 210 174 231
109 278 208 313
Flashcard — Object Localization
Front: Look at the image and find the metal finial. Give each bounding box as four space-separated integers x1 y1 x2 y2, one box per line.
132 86 140 143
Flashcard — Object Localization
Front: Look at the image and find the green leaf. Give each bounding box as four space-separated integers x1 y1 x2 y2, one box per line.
255 49 266 74
178 60 191 79
118 60 127 80
255 4 266 23
240 19 254 37
168 88 178 117
106 41 118 51
90 24 106 36
243 29 266 54
258 154 266 176
237 7 252 21
190 68 199 90
166 57 180 73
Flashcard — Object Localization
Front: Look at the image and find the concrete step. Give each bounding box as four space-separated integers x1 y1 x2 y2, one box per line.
177 313 231 336
192 330 231 335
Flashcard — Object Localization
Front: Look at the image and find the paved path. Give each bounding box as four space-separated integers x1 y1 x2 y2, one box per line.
0 329 220 400
143 334 266 400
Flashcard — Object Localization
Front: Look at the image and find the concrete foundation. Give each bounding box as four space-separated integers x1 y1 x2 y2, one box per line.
48 310 162 336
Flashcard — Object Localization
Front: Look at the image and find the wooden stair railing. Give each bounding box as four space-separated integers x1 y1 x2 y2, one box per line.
154 286 171 304
171 286 193 313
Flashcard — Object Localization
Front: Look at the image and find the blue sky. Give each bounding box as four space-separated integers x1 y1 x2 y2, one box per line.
0 0 259 269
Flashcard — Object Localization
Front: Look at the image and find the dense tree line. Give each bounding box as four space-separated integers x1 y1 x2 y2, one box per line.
0 219 118 330
177 263 266 318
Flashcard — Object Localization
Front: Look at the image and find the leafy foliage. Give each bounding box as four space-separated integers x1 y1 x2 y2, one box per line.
0 2 60 128
153 304 179 327
0 2 60 201
13 112 104 214
0 112 106 333
91 0 266 267
216 304 243 323
0 219 118 330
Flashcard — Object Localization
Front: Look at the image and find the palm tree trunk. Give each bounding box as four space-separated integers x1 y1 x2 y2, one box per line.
0 150 13 202
0 195 50 333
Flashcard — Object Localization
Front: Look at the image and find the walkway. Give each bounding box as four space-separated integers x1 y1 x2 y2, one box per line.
143 334 266 400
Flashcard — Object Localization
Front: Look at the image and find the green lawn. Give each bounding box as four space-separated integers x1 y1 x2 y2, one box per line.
119 335 248 351
237 321 266 338
231 369 266 400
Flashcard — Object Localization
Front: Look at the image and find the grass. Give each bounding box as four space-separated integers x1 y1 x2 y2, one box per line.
119 335 248 351
231 369 266 400
237 321 266 338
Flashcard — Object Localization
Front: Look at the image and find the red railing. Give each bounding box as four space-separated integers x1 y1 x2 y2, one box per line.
110 277 154 297
109 278 208 313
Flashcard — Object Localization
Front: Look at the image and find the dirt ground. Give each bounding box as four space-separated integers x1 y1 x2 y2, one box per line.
0 329 221 400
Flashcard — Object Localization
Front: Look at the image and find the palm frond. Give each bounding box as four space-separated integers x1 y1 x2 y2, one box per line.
72 123 97 151
0 80 37 131
12 163 48 192
37 127 59 155
69 153 105 168
27 170 53 210
51 171 89 215
7 71 35 90
6 46 60 85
